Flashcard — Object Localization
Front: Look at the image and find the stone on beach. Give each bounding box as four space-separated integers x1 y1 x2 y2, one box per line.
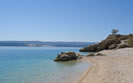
87 53 106 57
54 52 80 61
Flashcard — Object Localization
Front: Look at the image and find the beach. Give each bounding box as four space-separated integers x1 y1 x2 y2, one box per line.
78 48 133 83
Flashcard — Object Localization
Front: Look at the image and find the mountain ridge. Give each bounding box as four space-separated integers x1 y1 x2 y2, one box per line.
0 41 97 47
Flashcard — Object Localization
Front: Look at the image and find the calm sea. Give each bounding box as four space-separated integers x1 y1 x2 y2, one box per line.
0 47 89 83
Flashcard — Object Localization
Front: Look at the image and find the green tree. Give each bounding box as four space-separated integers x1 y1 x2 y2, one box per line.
112 29 119 34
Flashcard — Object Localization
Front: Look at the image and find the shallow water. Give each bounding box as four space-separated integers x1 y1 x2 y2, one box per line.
0 47 89 83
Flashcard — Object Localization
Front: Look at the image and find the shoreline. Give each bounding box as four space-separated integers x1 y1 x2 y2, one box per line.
74 58 93 83
77 48 133 83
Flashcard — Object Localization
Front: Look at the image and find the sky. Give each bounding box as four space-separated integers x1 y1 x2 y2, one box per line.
0 0 133 42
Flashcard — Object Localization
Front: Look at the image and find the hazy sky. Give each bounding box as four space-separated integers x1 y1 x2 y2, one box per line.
0 0 133 42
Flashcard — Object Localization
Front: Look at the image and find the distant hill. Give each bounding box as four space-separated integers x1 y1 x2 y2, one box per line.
0 41 97 47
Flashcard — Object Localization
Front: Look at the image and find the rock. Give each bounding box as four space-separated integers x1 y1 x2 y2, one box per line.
117 44 128 49
77 55 84 59
119 35 128 40
54 52 80 61
95 53 106 56
87 53 95 57
80 44 98 52
100 38 120 49
87 53 106 57
109 44 117 49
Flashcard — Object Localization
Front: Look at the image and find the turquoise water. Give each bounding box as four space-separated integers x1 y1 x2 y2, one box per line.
0 47 89 83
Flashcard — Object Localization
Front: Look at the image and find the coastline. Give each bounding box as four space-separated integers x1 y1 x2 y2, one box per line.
73 58 93 83
77 48 133 83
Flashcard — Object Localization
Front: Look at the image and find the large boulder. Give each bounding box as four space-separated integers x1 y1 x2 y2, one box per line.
54 52 80 61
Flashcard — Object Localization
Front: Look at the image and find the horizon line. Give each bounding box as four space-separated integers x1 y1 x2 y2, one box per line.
0 40 98 43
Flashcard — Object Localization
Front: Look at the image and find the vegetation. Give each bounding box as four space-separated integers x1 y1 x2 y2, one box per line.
112 29 119 34
128 37 133 47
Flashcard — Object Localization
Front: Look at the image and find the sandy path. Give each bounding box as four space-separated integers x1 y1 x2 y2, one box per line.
78 48 133 83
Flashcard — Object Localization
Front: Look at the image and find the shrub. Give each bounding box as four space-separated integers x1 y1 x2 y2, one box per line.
128 37 133 47
112 29 119 34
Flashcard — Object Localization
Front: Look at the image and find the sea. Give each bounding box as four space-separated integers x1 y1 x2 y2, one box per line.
0 47 90 83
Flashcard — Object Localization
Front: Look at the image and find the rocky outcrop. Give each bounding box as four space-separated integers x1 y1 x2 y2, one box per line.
54 52 80 61
80 34 133 52
80 44 98 52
